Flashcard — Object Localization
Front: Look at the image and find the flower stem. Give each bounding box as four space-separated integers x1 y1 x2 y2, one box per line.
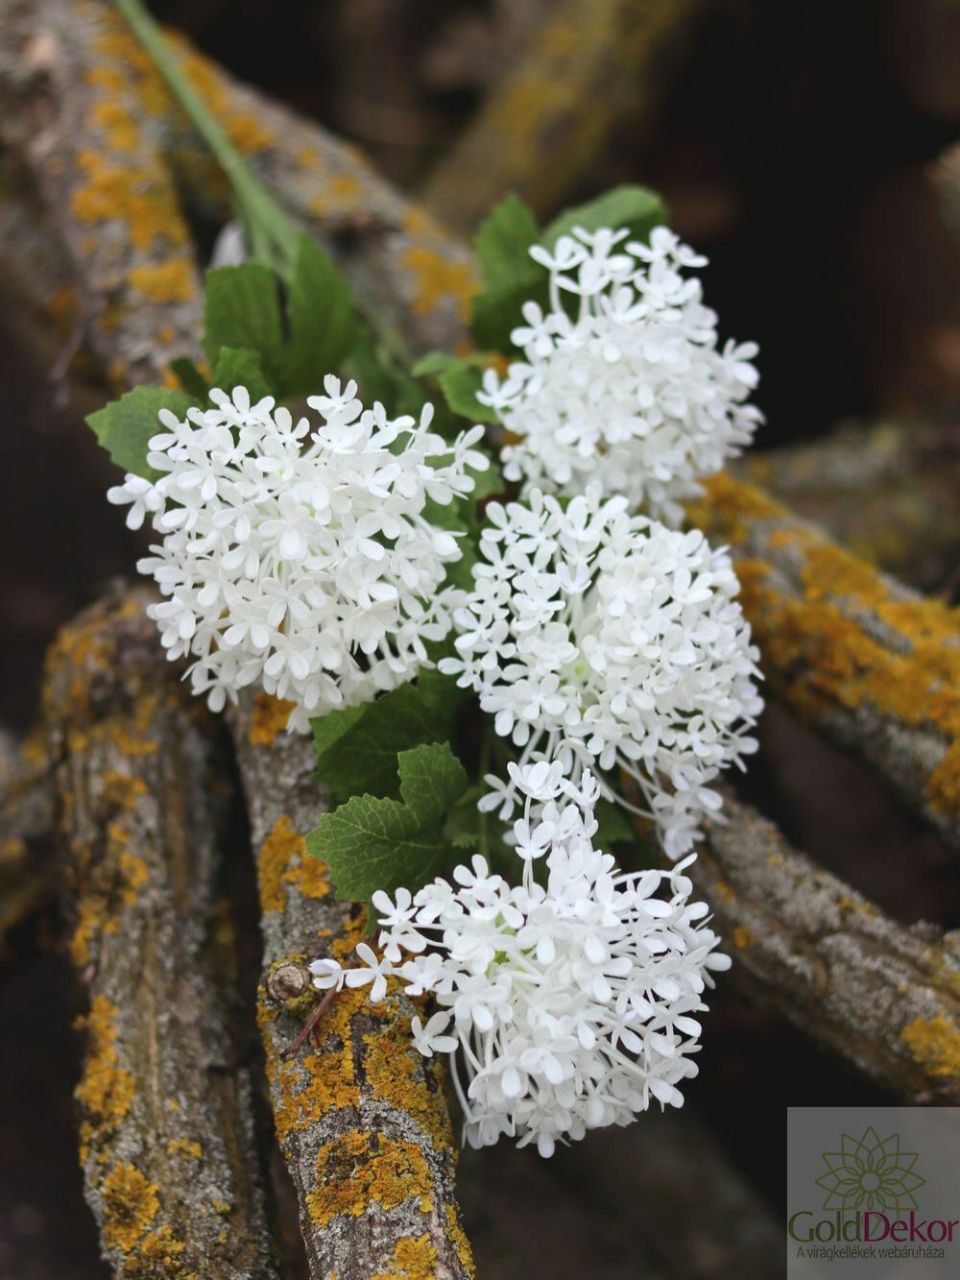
113 0 301 278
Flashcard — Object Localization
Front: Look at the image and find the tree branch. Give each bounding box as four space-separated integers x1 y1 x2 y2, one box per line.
230 699 475 1280
697 794 960 1101
421 0 706 232
689 475 960 851
0 729 56 948
42 590 280 1277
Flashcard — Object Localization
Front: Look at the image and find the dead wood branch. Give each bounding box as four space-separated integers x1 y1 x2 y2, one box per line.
230 700 475 1280
42 590 280 1278
421 0 706 232
698 795 960 1102
0 730 57 947
690 474 960 851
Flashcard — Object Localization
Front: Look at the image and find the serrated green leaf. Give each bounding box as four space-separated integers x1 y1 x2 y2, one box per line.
475 194 541 294
311 671 465 803
86 386 196 480
203 263 283 367
438 362 498 423
169 356 209 399
543 184 668 250
307 741 468 900
212 347 271 401
275 236 355 396
470 195 548 352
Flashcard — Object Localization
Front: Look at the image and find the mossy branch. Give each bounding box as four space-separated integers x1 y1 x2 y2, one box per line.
42 590 280 1278
698 794 960 1102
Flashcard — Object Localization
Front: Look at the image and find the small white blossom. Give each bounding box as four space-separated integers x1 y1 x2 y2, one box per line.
348 765 730 1157
441 487 762 858
479 224 761 525
109 380 487 730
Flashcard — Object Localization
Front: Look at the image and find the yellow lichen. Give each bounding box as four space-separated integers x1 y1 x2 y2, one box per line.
902 1012 960 1079
127 1225 190 1277
305 1131 434 1227
372 1234 438 1280
129 260 196 303
445 1204 476 1276
75 997 136 1159
100 1163 160 1253
166 1138 203 1160
259 815 331 914
248 693 295 746
401 246 478 322
364 1023 454 1153
732 925 754 950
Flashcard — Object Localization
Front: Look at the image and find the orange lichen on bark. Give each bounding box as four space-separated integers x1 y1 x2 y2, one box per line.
732 925 754 950
259 815 332 914
129 260 197 303
71 151 189 252
401 245 478 322
305 1131 434 1227
100 1162 161 1253
363 1019 455 1153
75 996 137 1160
248 694 296 746
694 473 960 824
901 1012 960 1080
372 1234 439 1280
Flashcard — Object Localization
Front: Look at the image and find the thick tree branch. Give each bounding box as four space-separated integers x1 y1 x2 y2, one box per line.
42 590 279 1277
697 795 960 1101
421 0 706 232
689 474 960 851
230 700 475 1280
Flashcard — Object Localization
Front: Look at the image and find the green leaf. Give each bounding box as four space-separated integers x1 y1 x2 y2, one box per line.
439 362 498 423
203 263 283 367
543 184 668 250
212 347 271 401
307 742 468 900
475 194 541 294
594 798 639 849
347 323 427 420
86 386 196 479
169 356 209 399
470 194 547 352
275 236 355 396
311 671 465 803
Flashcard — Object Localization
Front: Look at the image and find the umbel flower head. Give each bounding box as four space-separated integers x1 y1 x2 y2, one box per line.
108 380 487 730
310 763 730 1157
439 486 762 858
479 225 761 525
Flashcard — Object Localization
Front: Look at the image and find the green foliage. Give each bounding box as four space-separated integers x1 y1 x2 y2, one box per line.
211 347 271 401
311 670 466 803
203 236 354 399
307 742 468 899
412 352 499 424
542 184 667 250
470 195 547 351
86 386 196 480
169 356 209 399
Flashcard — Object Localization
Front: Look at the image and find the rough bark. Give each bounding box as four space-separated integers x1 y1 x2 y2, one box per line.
230 698 475 1280
43 590 280 1278
698 794 960 1101
690 473 960 852
0 729 57 948
740 420 960 591
420 0 706 232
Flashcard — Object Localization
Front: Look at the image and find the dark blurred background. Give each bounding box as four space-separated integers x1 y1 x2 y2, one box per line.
3 1 960 1276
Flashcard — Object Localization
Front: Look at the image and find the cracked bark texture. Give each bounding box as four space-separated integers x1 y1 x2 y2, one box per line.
42 591 279 1278
691 473 960 852
698 795 960 1101
231 698 474 1280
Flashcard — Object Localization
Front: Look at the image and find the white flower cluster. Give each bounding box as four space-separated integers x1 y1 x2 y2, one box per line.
108 380 486 730
479 225 761 527
441 486 762 858
311 764 729 1157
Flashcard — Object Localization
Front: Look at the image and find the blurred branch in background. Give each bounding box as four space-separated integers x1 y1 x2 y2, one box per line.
699 795 960 1104
421 0 706 231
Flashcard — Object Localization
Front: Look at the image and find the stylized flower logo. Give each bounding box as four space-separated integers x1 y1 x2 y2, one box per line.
816 1128 925 1211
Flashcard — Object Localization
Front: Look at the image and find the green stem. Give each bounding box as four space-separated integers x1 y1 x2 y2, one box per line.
114 0 300 277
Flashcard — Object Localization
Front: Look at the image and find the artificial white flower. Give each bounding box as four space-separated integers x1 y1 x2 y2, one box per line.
347 764 730 1157
479 224 761 525
440 486 762 858
107 380 488 731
